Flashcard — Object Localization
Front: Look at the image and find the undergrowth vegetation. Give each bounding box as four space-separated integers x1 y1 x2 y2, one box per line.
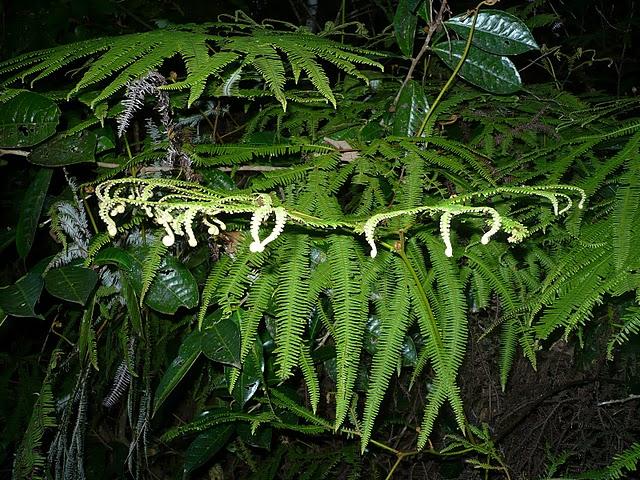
1 0 639 478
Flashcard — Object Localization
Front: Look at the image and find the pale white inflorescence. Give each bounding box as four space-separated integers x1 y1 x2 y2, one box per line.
96 178 586 259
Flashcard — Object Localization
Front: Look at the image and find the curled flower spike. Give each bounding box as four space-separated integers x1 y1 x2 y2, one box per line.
202 216 226 236
257 207 287 250
556 193 573 215
362 218 378 258
439 212 454 257
249 205 272 252
480 208 502 245
156 210 176 247
249 207 288 253
183 209 198 247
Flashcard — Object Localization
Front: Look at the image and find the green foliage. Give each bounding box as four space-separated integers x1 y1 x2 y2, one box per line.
1 3 639 480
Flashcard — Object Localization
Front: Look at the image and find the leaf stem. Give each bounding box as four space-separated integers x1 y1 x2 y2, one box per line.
392 0 450 108
416 0 494 137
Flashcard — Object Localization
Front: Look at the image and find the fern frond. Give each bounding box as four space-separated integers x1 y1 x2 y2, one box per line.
139 234 169 305
416 378 449 449
239 271 277 365
606 307 640 360
612 172 640 272
578 442 640 480
299 342 321 414
327 235 368 429
13 360 57 480
361 257 411 449
273 233 312 379
1 25 381 108
198 255 231 328
270 388 333 429
215 240 267 315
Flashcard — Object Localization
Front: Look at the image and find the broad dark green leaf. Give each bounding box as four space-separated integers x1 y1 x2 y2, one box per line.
93 246 135 271
201 169 237 191
0 228 15 254
394 0 418 57
29 130 97 166
16 168 52 258
401 335 417 366
45 265 99 305
392 80 429 137
202 311 241 367
0 91 60 147
154 329 202 413
237 423 272 449
433 41 521 94
0 271 43 318
95 246 198 314
445 10 539 55
121 276 142 334
129 249 199 315
184 424 235 473
228 338 263 406
409 0 430 22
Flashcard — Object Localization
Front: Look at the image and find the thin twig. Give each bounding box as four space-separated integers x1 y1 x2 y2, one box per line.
0 148 30 157
598 394 640 406
392 0 450 109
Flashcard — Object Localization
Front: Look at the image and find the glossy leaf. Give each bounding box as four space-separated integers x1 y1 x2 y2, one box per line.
392 80 429 137
201 311 241 367
154 329 202 413
95 246 199 314
394 0 418 57
129 249 199 315
184 424 235 474
16 168 52 258
92 246 135 271
237 423 272 450
445 10 539 55
409 0 430 22
0 91 60 147
228 338 263 406
29 130 97 166
201 169 237 191
433 40 521 94
121 276 142 335
0 271 43 318
44 265 99 305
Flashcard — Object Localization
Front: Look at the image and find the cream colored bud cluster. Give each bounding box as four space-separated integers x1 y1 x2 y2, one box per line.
96 179 289 252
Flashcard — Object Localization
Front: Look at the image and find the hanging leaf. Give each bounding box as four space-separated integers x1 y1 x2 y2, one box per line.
433 40 521 94
445 10 539 55
0 271 43 318
121 276 143 335
184 424 235 474
201 311 242 367
0 91 60 148
227 338 263 406
94 246 198 314
141 256 199 314
16 168 52 258
392 80 429 137
394 0 418 57
29 130 97 167
92 246 135 271
409 0 430 22
154 329 202 413
44 265 99 305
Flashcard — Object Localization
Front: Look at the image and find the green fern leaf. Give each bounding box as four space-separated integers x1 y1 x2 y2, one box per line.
361 257 411 449
328 235 368 429
299 342 321 414
139 233 169 306
198 255 231 328
273 233 312 379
